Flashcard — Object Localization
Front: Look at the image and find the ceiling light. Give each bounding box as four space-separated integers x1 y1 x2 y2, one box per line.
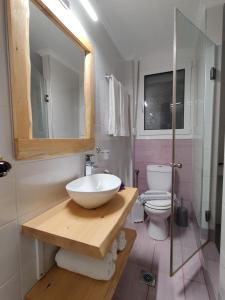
79 0 98 22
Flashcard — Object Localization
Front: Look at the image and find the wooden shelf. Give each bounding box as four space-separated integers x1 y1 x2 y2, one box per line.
22 187 138 258
25 228 136 300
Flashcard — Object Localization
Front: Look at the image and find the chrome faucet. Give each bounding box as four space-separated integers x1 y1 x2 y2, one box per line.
85 154 98 176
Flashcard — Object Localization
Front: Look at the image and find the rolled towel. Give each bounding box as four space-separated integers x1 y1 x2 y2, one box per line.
55 248 115 281
144 191 171 200
110 239 118 261
117 230 127 251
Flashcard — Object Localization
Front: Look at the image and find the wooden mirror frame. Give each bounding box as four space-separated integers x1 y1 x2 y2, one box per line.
7 0 95 160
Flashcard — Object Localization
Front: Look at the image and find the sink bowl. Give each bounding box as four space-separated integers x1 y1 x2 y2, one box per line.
66 174 121 209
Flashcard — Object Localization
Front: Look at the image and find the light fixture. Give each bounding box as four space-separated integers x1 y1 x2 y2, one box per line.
144 101 148 108
79 0 98 22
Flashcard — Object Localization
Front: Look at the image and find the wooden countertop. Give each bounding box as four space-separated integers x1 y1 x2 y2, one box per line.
25 228 136 300
22 187 138 258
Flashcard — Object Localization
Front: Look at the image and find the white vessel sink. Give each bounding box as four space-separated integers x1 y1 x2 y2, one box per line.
66 174 121 209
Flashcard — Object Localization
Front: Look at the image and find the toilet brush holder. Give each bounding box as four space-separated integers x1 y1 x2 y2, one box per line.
176 198 188 227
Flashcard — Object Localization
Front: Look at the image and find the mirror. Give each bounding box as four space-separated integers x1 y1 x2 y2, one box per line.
7 0 95 159
30 2 85 139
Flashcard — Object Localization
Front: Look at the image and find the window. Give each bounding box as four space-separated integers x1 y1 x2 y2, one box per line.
144 69 185 131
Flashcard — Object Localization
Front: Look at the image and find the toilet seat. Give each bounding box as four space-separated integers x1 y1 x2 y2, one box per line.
145 199 171 210
143 190 171 200
142 190 176 211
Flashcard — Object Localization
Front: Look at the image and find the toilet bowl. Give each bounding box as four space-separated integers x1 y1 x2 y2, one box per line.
143 165 173 241
144 195 172 240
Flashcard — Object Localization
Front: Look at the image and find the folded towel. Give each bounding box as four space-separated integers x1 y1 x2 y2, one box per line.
55 248 115 281
110 239 118 261
119 85 130 136
144 191 171 200
108 75 121 136
117 230 127 251
139 192 171 205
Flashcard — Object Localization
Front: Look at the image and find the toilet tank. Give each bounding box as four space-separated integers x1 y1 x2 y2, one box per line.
146 164 172 192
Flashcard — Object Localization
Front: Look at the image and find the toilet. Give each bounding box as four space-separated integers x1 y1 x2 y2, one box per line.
143 164 173 241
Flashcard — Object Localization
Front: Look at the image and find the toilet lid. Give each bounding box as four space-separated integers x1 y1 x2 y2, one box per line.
145 199 171 210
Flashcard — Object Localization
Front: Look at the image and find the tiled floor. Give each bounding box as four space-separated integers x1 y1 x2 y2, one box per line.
113 217 210 300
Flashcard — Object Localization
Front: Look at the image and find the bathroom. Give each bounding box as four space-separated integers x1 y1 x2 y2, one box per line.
0 0 225 299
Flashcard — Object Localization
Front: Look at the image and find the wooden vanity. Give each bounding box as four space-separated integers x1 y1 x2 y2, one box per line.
23 187 138 300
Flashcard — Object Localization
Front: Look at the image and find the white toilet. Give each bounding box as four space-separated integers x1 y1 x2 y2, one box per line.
143 164 173 241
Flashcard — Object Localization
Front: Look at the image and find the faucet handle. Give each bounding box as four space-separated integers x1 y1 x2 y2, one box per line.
85 154 94 161
104 169 110 174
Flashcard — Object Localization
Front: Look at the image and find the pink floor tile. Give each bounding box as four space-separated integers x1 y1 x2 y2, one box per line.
205 259 220 296
113 261 149 300
127 221 156 269
180 224 199 250
148 272 185 300
115 220 210 300
184 279 209 300
152 239 182 275
202 242 220 261
182 250 205 283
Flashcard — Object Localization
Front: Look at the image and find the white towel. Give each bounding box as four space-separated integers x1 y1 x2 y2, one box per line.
108 75 121 136
117 230 127 251
120 85 130 136
110 239 118 261
144 191 171 200
55 248 115 281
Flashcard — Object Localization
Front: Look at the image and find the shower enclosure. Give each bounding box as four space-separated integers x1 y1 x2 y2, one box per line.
170 9 216 275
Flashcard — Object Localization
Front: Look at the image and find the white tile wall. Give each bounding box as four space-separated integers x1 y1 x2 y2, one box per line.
220 148 225 299
0 172 17 226
0 275 21 300
0 221 19 286
0 0 132 299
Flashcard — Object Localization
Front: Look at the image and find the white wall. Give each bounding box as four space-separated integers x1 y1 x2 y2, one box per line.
0 1 131 299
220 137 225 300
136 45 195 140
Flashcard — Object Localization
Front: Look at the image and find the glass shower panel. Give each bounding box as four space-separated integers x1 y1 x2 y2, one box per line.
31 61 49 138
171 10 215 274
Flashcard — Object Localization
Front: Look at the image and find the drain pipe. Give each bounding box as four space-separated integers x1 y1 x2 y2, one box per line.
134 169 140 188
132 60 140 187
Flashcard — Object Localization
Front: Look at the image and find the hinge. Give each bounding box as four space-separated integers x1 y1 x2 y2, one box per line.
210 67 216 80
205 210 211 222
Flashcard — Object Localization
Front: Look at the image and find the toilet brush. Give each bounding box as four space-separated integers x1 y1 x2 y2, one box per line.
176 197 188 227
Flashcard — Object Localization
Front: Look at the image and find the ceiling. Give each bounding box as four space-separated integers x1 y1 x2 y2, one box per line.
91 0 225 60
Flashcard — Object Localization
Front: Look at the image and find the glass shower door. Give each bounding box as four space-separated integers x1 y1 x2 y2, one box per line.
170 9 215 275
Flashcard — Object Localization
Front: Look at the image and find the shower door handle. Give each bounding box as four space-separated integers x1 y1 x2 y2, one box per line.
170 162 183 168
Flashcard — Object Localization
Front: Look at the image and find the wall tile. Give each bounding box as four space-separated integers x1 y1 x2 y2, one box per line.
135 139 192 200
0 274 21 300
15 155 82 218
0 172 17 227
0 221 19 286
19 235 37 296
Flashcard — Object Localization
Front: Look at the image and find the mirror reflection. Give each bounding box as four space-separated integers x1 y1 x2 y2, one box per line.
29 2 85 138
